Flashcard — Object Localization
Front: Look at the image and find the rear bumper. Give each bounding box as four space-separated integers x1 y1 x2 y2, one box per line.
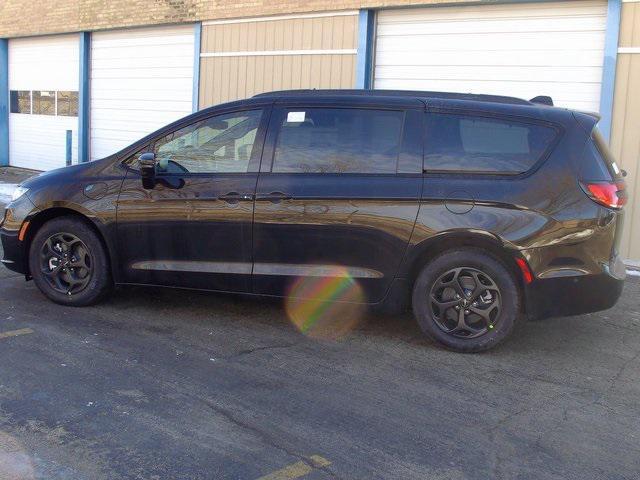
525 259 625 320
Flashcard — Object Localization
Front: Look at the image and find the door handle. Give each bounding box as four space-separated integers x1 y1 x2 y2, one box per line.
218 192 254 203
256 191 292 203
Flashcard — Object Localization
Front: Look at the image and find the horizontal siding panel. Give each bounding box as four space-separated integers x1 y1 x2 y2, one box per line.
199 12 356 108
90 25 194 161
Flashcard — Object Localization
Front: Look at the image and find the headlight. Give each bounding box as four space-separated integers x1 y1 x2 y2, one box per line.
11 186 29 202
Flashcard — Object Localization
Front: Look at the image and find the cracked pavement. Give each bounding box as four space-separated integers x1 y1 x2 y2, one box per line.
1 223 639 478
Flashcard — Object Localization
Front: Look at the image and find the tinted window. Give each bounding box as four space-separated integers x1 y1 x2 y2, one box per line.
272 108 404 174
57 91 79 117
425 113 557 174
153 110 263 174
32 91 55 115
10 91 30 114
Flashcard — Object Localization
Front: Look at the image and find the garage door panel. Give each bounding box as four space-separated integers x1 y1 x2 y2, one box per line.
90 25 194 161
91 45 194 62
376 31 605 52
377 16 606 36
375 50 605 68
374 65 603 84
379 1 607 22
374 1 607 112
8 35 79 170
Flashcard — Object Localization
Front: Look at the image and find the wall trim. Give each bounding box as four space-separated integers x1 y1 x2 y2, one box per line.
618 47 640 53
599 0 622 143
203 10 358 26
193 22 201 112
356 10 375 89
200 49 357 57
78 32 90 163
0 39 8 167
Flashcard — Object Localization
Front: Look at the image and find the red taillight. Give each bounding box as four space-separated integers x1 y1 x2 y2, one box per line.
581 181 627 209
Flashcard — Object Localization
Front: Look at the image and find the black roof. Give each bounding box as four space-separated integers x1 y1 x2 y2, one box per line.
253 89 534 106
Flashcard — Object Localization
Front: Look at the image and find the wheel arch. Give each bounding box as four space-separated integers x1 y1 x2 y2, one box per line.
402 231 527 311
22 206 115 279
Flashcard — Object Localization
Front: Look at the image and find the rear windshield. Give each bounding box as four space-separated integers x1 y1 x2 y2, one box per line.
424 113 557 174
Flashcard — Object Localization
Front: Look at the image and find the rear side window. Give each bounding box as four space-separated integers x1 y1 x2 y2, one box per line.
424 113 557 174
272 108 404 174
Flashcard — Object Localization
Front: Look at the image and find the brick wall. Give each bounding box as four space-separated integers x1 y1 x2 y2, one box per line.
0 0 479 38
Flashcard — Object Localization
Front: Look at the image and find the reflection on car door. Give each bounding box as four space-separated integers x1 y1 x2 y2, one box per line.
252 100 424 303
116 106 269 292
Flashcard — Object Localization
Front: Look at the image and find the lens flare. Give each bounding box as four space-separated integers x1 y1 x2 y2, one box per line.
285 266 366 340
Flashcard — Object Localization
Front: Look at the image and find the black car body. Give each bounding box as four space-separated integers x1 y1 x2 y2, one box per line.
1 90 627 351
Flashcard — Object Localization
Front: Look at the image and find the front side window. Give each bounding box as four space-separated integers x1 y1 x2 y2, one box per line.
425 113 557 174
153 109 263 174
272 108 404 174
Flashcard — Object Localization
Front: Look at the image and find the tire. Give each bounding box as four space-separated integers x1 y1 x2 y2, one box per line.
29 216 113 306
412 248 519 353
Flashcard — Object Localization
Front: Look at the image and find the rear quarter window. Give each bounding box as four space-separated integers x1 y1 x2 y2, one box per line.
587 127 622 181
424 113 558 174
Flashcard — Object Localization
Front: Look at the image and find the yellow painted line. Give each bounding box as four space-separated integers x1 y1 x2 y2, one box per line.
257 456 331 480
0 328 34 340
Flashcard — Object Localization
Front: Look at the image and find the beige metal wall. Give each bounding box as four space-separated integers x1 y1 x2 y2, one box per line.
611 0 640 263
199 12 358 108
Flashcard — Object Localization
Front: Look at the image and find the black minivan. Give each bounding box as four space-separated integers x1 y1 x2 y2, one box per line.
1 90 627 352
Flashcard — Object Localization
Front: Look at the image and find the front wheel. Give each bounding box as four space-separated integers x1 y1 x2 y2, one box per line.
29 216 113 306
412 249 520 352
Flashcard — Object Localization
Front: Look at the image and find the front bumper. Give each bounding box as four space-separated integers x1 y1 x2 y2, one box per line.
1 195 38 275
525 258 625 320
1 228 27 274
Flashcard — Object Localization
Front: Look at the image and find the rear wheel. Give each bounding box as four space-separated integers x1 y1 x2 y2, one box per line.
29 216 112 306
412 249 519 352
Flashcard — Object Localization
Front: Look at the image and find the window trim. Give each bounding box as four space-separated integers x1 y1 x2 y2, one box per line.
120 105 271 176
263 105 408 175
422 109 564 179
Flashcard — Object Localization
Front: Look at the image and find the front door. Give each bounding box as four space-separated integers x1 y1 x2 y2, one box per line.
116 107 268 293
252 102 424 303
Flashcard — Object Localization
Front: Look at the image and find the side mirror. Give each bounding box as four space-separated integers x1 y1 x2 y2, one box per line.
139 152 156 189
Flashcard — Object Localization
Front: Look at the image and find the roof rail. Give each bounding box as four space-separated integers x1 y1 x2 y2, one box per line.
254 89 532 105
530 96 554 106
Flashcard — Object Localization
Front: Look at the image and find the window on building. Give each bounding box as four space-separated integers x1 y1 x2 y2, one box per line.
153 109 263 174
424 113 557 174
57 91 79 117
32 91 55 116
272 108 404 174
9 91 31 114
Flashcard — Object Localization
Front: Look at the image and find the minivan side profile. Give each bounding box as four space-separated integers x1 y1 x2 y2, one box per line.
0 90 626 352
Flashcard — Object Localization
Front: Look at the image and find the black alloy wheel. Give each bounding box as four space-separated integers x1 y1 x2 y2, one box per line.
412 249 519 352
39 232 93 296
29 216 113 306
429 267 501 339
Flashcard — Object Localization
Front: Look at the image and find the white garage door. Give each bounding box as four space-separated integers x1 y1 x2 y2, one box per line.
90 25 195 161
9 35 79 171
374 0 607 112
